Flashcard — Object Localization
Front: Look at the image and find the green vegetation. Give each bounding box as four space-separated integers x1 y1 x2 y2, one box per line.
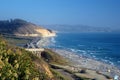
41 49 68 65
2 34 33 46
0 36 102 80
0 19 44 35
41 49 71 80
0 37 49 80
0 37 72 80
0 19 28 34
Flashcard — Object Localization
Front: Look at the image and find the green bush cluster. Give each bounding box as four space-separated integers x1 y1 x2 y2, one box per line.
0 38 40 80
41 49 68 65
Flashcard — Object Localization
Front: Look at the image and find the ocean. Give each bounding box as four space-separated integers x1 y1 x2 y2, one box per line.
46 33 120 68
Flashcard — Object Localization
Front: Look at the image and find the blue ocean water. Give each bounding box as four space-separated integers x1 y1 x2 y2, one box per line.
49 33 120 67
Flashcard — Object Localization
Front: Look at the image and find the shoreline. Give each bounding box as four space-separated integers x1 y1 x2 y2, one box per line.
51 48 120 79
31 36 120 79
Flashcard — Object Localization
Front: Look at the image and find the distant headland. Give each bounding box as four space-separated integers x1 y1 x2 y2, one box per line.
0 19 56 37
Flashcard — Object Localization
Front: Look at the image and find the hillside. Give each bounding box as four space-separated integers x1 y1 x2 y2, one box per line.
0 19 56 37
0 35 113 80
0 37 70 80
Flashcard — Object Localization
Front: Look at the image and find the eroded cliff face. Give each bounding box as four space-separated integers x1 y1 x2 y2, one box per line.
15 28 56 37
35 29 56 37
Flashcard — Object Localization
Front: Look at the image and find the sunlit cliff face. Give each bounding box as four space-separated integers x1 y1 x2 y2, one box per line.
35 29 56 37
15 28 56 37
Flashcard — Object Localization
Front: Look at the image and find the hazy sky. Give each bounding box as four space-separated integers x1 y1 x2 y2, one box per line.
0 0 120 28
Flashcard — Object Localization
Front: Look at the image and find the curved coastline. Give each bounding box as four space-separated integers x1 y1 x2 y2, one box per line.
35 35 120 79
51 48 120 78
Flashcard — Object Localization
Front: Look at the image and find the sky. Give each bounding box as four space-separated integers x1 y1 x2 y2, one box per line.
0 0 120 28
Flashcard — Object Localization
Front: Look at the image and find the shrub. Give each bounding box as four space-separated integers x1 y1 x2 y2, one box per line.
0 38 40 80
80 69 87 73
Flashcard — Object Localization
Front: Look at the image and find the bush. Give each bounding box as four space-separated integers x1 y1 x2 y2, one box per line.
41 49 68 65
0 38 40 80
80 69 87 73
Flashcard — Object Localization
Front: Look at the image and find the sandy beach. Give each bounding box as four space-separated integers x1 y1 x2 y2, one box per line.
52 49 120 79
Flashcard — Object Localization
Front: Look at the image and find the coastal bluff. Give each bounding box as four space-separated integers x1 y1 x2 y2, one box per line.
0 19 56 37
